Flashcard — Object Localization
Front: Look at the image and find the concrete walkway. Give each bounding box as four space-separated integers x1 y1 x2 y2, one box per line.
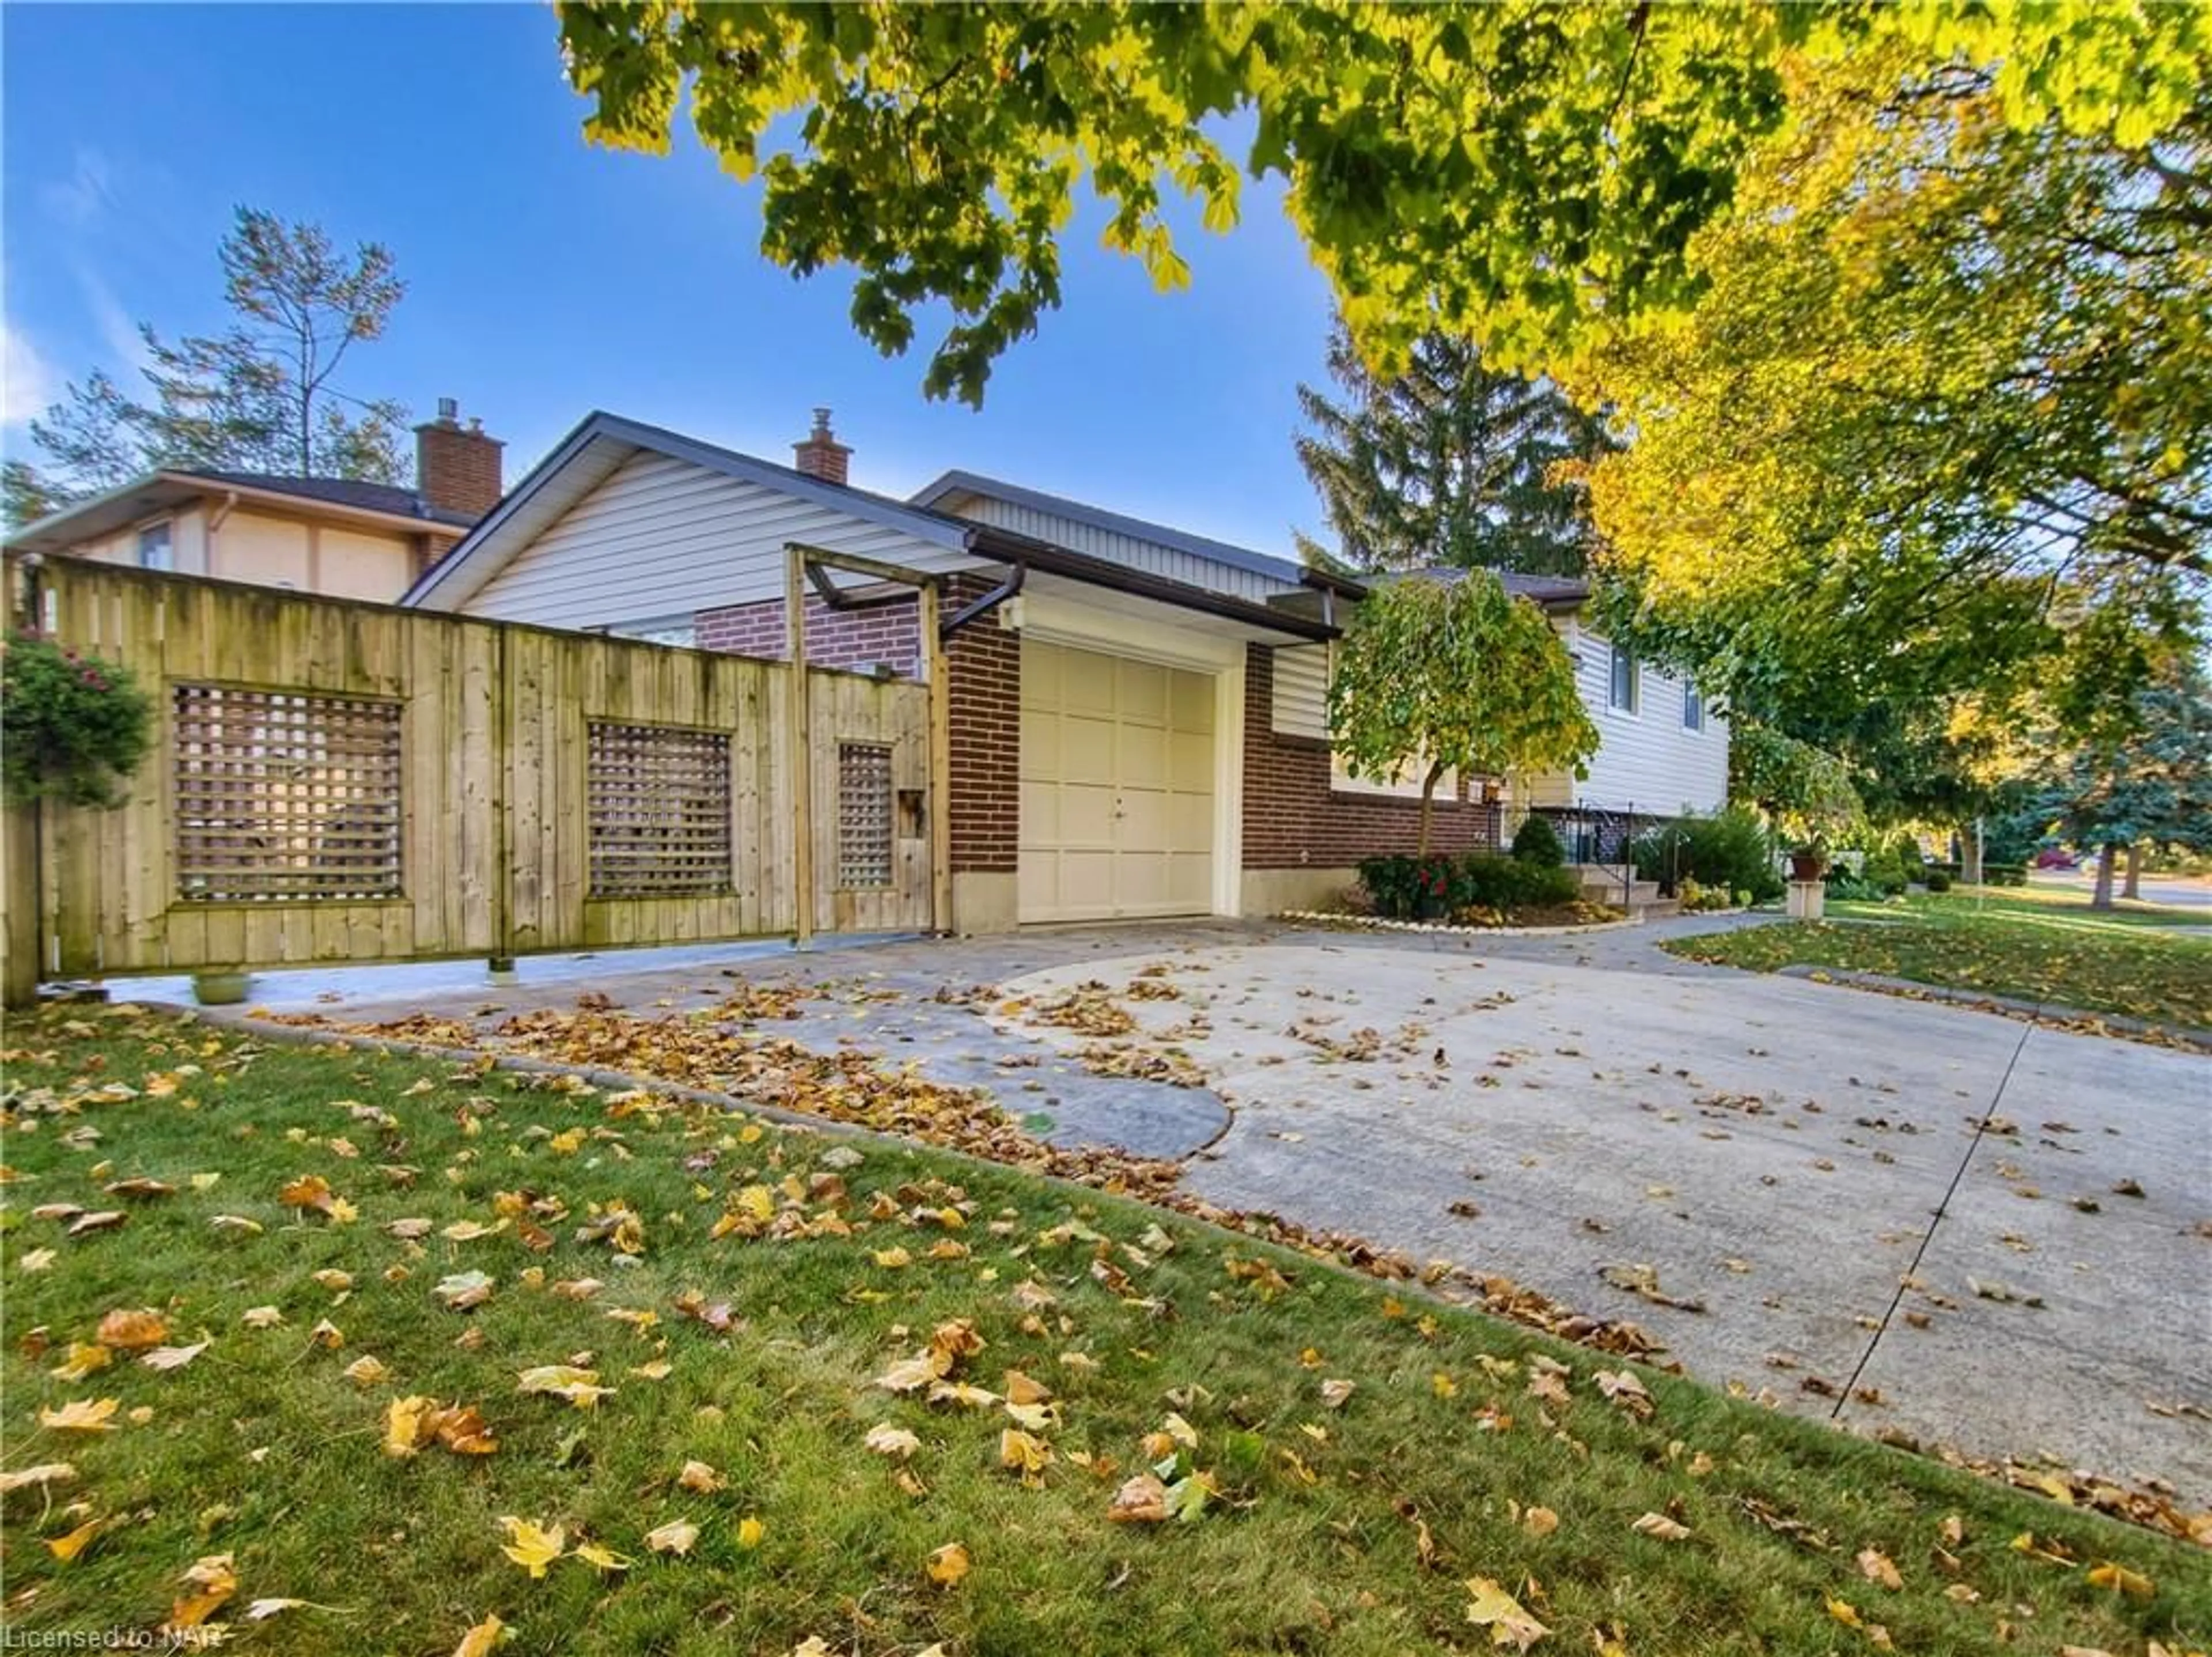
187 912 2210 1502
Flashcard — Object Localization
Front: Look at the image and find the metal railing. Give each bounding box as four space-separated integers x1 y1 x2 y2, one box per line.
1532 804 1673 908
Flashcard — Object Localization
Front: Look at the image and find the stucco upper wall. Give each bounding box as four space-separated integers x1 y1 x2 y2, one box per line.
1529 618 1730 815
461 451 978 632
935 491 1296 606
69 506 210 575
60 498 425 601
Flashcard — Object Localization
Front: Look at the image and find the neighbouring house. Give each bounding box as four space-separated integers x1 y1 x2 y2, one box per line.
403 407 1726 933
4 399 503 602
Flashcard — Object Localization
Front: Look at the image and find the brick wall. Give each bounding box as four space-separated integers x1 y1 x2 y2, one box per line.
1242 644 1501 866
944 574 1018 873
694 578 1016 875
695 595 921 676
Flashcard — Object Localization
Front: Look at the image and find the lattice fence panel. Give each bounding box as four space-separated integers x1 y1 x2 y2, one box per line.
173 685 405 902
588 722 732 896
838 742 895 889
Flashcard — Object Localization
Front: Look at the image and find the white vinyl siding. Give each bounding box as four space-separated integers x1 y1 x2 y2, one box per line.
1528 619 1729 815
461 452 972 631
1270 641 1453 797
939 491 1297 604
1270 642 1331 739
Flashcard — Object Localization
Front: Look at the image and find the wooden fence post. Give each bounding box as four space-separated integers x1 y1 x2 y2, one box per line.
1 804 38 1011
785 546 813 949
918 581 953 935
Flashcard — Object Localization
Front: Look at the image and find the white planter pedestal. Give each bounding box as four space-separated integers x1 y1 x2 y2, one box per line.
1786 880 1826 921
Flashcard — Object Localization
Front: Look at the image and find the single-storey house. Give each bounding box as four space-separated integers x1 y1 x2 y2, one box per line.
403 408 1726 932
5 399 504 603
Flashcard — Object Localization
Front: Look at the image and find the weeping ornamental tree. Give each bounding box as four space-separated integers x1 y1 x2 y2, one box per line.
1327 572 1597 856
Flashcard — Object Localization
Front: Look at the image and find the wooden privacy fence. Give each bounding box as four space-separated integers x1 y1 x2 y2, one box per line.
1 554 946 1004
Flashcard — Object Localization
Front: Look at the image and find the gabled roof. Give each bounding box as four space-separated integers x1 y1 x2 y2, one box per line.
5 467 476 555
911 468 1366 599
403 411 976 610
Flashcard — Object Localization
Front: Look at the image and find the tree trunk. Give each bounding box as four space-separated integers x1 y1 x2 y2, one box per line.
2090 842 2118 910
1960 825 1983 886
2123 842 2143 901
1416 761 1443 858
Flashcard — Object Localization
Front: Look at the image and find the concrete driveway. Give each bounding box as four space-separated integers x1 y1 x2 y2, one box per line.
984 928 2211 1504
216 913 2210 1504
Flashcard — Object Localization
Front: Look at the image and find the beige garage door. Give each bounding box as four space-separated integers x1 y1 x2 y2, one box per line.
1019 638 1214 922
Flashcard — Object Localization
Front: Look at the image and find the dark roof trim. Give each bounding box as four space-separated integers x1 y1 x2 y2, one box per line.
404 409 975 607
189 471 476 528
968 525 1340 643
914 467 1365 600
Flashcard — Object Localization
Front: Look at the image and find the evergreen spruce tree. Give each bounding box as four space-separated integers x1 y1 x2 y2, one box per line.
1293 321 1607 577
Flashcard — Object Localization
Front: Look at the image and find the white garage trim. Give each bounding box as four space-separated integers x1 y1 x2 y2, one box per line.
1008 593 1245 919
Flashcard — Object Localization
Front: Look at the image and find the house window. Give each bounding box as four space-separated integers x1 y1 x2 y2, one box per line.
610 615 697 648
137 521 173 572
837 742 895 888
1609 645 1639 713
1683 684 1703 731
172 684 404 902
586 721 732 896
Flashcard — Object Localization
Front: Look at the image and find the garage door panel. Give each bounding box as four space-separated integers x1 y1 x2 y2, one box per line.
1169 792 1211 852
1170 731 1211 790
1119 726 1169 789
1060 783 1118 844
1170 671 1215 733
1019 638 1217 923
1167 853 1211 908
1064 649 1116 714
1021 708 1060 774
1063 714 1117 785
1118 660 1168 723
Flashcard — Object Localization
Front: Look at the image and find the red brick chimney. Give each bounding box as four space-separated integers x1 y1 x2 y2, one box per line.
791 407 851 486
414 397 505 521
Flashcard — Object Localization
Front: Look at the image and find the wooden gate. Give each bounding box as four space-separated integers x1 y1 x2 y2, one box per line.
1 554 944 1002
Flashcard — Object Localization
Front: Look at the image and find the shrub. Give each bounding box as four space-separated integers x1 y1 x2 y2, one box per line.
2 633 153 808
1924 868 1953 893
1984 862 2028 887
1461 853 1580 910
1859 843 1911 896
1676 876 1736 913
1633 808 1782 903
1356 853 1465 918
1824 871 1891 902
1509 814 1566 868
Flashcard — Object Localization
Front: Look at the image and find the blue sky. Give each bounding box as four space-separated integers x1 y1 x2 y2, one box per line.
0 3 1344 555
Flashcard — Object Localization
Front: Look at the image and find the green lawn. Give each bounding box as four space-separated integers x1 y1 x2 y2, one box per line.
2 1002 2207 1655
1667 888 2212 1031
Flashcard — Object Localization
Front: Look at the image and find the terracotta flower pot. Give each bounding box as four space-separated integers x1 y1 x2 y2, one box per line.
1787 851 1827 883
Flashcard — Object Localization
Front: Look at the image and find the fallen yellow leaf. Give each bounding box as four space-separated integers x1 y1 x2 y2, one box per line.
926 1541 971 1587
498 1516 567 1577
46 1518 100 1561
1464 1575 1548 1651
39 1398 120 1433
